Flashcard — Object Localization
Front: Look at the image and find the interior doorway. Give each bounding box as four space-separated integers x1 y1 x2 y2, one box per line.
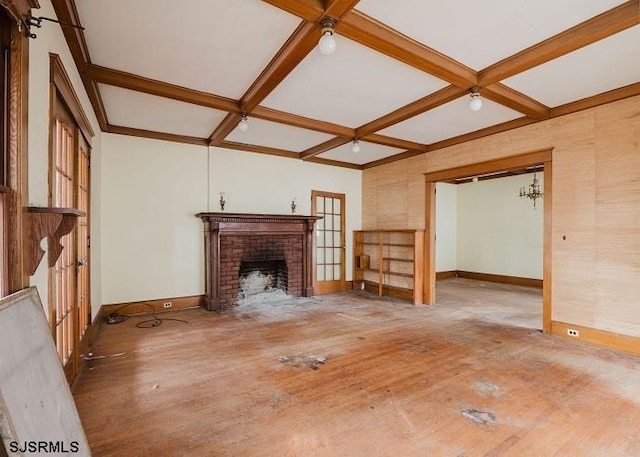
312 190 346 295
424 149 552 333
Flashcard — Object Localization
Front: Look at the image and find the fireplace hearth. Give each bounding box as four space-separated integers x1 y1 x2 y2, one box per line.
196 213 321 311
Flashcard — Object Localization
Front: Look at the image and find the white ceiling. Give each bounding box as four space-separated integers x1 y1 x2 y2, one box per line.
357 0 629 70
64 0 640 168
76 0 301 99
99 85 227 138
262 35 449 127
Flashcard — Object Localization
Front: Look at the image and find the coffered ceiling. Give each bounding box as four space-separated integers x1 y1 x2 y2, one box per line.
52 0 640 169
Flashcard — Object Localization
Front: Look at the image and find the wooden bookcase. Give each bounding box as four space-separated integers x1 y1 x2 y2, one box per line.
353 230 425 305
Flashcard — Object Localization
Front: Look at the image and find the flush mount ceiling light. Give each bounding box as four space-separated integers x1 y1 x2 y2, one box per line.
237 114 249 133
318 17 337 56
469 87 482 112
352 139 361 153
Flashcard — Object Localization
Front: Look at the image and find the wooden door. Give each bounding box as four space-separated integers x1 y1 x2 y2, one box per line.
50 93 91 383
312 191 346 294
76 136 90 346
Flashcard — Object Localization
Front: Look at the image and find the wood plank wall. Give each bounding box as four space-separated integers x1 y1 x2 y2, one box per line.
362 95 640 343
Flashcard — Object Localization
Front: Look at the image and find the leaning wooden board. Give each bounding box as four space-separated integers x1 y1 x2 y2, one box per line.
0 287 90 456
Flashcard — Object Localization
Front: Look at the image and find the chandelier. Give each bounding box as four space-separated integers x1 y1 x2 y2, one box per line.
519 173 543 208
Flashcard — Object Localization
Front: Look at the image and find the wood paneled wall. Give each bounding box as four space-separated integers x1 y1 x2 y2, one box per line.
362 95 640 340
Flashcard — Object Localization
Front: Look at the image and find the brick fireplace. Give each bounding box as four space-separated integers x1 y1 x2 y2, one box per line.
196 213 321 311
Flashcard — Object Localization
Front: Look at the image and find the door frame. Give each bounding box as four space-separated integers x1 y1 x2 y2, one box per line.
311 190 347 294
424 148 553 333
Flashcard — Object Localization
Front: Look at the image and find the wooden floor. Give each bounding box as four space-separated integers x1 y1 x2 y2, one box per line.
74 279 640 456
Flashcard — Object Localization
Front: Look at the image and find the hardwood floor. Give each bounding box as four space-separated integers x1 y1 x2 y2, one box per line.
74 279 640 456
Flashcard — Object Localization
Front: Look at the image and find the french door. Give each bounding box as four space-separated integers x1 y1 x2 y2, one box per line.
312 190 346 294
51 92 91 383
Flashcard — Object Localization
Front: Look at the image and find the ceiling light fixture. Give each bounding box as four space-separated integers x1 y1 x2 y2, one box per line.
469 87 482 112
318 17 337 56
352 139 361 153
237 114 249 133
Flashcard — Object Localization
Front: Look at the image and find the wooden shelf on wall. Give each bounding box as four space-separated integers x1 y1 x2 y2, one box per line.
353 230 425 305
27 207 85 275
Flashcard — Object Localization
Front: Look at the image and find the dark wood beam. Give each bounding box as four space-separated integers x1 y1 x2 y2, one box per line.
261 0 324 21
251 105 354 137
107 125 209 146
86 64 238 113
209 113 243 146
550 81 640 118
479 0 640 86
305 156 363 170
361 133 428 152
482 83 550 120
356 85 466 137
362 150 423 169
51 0 108 130
240 21 319 113
339 10 477 88
300 137 350 159
219 141 300 159
324 0 362 20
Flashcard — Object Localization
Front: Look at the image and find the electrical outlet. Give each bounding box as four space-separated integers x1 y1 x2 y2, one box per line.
567 328 579 337
163 302 172 308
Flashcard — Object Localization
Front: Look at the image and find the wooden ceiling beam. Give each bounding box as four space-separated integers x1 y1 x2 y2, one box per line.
300 137 350 159
356 85 466 137
479 0 640 86
86 64 238 113
482 83 550 120
219 141 300 159
324 0 362 20
251 105 354 137
305 156 363 170
339 10 477 88
261 0 324 21
361 133 428 152
107 125 209 146
240 21 319 113
51 0 108 130
209 113 243 146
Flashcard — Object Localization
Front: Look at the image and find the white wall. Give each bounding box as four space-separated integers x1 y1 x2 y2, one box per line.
100 139 362 304
435 183 457 271
457 173 544 279
27 0 103 319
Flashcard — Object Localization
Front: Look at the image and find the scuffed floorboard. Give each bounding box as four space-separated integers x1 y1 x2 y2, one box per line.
74 279 640 456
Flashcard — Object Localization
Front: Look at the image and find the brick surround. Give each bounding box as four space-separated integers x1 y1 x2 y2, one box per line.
196 213 321 311
219 234 303 307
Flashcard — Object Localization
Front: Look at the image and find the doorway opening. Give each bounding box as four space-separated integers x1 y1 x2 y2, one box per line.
424 149 552 333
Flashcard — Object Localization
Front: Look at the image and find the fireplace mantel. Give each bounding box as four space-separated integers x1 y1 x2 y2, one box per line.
196 213 322 311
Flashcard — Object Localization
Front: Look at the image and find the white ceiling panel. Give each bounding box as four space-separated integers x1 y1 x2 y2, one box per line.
317 141 404 165
76 0 300 99
226 118 334 152
379 97 522 145
356 0 628 70
261 36 449 128
100 85 226 138
504 25 640 107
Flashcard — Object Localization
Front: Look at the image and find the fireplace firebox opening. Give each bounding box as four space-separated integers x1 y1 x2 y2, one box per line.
238 259 288 299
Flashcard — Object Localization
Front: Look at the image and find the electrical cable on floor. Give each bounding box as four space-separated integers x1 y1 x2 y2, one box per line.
104 302 190 328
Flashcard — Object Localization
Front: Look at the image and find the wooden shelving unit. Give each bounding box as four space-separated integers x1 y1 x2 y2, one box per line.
353 230 425 305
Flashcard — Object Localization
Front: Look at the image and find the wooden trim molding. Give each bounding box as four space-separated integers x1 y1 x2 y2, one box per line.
424 148 553 182
455 271 543 289
551 321 640 356
107 125 209 146
101 295 205 317
50 53 94 142
435 270 457 280
424 149 552 326
219 141 299 159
